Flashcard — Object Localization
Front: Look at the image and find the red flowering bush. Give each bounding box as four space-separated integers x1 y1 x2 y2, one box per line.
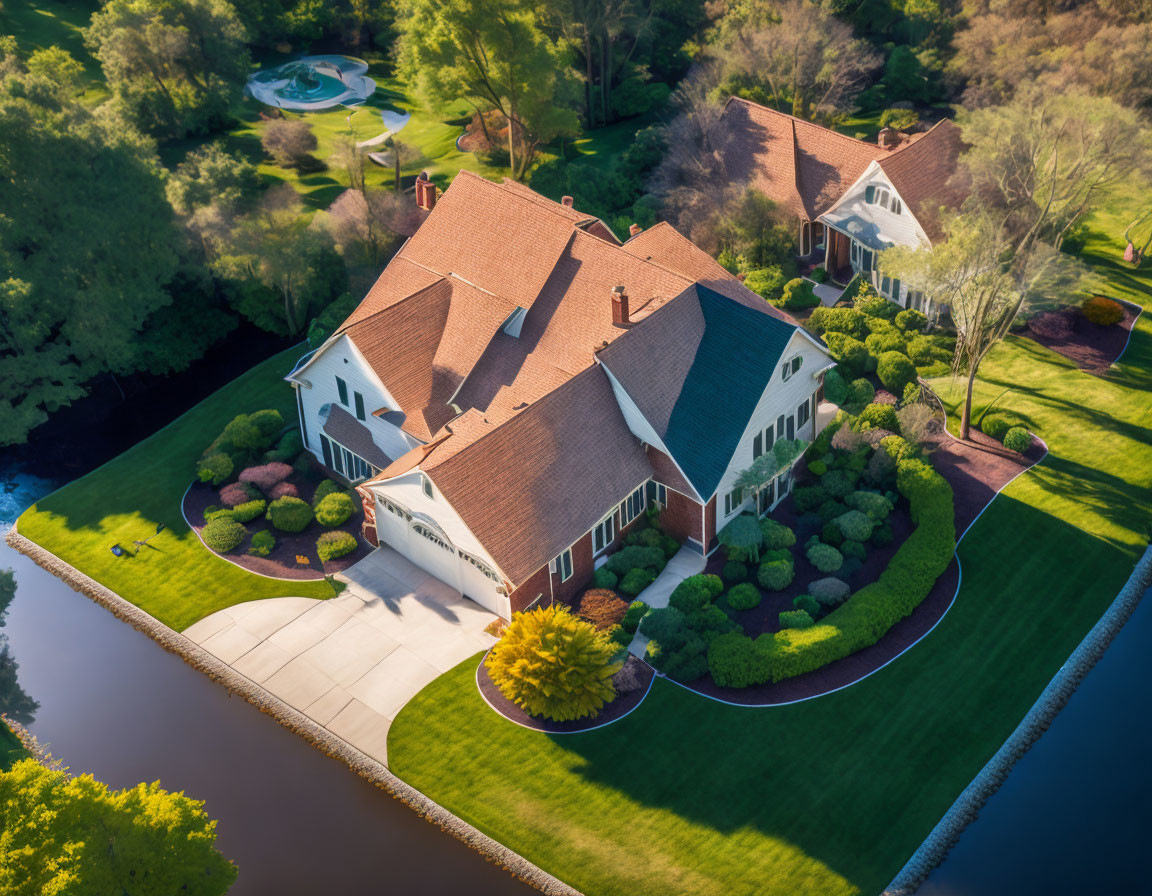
1027 311 1072 340
238 462 292 493
219 481 260 508
269 481 299 500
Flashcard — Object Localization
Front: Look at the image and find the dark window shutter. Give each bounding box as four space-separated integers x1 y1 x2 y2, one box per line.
336 377 349 406
354 392 365 421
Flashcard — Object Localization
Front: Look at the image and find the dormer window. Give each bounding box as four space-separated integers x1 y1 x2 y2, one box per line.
781 356 802 382
864 184 902 215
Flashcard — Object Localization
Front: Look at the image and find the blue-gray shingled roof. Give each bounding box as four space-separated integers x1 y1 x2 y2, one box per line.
598 284 798 499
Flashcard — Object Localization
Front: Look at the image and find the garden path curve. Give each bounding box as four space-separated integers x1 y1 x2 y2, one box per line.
183 546 496 765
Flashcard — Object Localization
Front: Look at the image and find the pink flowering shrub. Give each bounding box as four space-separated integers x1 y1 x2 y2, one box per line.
1027 311 1072 340
239 462 293 493
220 481 260 508
269 481 299 500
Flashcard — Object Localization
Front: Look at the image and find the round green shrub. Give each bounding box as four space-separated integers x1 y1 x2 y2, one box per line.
806 542 844 573
847 490 893 521
905 334 939 364
821 469 853 498
662 638 710 682
792 484 829 515
821 520 845 547
809 577 850 606
619 568 656 596
317 530 358 562
312 479 343 507
592 566 618 590
607 624 632 649
835 509 875 542
856 402 900 433
816 499 848 523
762 548 792 564
202 517 246 553
722 561 749 583
605 545 665 576
781 277 819 310
707 633 770 688
660 534 680 559
626 526 664 549
880 434 913 463
267 496 313 533
779 609 815 630
248 409 284 442
807 459 828 477
1081 295 1124 326
230 498 267 524
895 308 928 332
1002 426 1031 453
841 539 867 561
823 333 870 374
315 491 355 528
760 519 796 550
196 452 234 486
621 600 648 635
793 594 820 618
743 266 787 301
865 332 906 358
248 529 276 557
808 306 867 337
980 412 1024 442
855 293 899 319
640 606 684 644
847 378 876 408
757 559 794 591
726 583 762 610
877 351 918 397
823 368 848 405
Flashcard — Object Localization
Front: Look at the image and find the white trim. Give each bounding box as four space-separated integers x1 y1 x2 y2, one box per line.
1110 298 1144 369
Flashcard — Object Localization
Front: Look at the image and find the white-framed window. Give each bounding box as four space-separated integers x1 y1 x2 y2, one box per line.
797 396 811 427
319 434 378 482
556 547 573 582
460 550 503 584
723 487 745 517
619 485 646 526
646 481 668 507
850 241 875 272
413 523 453 552
422 476 434 499
879 275 902 300
380 497 408 519
781 355 803 382
592 513 616 556
864 184 902 215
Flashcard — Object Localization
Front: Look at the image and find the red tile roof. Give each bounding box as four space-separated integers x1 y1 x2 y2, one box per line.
717 97 888 220
422 365 651 586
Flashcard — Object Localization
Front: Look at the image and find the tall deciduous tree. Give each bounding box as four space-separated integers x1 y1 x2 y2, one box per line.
396 0 579 180
0 46 180 446
0 759 236 895
85 0 250 139
710 0 882 121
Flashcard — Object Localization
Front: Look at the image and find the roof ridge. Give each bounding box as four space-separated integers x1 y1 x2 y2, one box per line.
338 276 450 334
723 95 880 151
878 118 956 166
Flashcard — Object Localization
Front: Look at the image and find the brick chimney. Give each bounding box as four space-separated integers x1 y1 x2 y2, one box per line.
415 171 437 211
611 285 630 327
561 195 574 208
629 223 643 237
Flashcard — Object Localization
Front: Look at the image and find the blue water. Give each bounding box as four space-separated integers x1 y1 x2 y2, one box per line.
919 583 1152 895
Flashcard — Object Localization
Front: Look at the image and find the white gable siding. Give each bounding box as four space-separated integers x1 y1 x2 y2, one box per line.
822 162 929 251
713 331 832 526
294 335 421 465
366 472 512 618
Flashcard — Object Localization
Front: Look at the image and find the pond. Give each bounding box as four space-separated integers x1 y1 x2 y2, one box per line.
0 465 532 895
918 580 1152 895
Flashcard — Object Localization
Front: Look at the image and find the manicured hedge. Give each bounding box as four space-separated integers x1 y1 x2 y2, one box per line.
267 496 313 533
230 498 267 524
202 517 246 553
1003 427 1031 453
619 568 656 596
726 583 762 610
758 456 955 682
248 529 275 556
315 491 355 528
592 567 618 590
317 530 358 562
980 412 1023 442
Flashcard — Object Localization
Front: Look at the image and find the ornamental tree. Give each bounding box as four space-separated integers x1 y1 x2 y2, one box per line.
0 759 236 895
486 604 622 721
731 438 808 505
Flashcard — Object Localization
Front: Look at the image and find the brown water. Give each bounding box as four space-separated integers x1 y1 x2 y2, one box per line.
0 474 532 895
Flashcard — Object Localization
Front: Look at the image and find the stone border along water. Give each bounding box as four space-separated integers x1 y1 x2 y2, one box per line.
883 543 1152 895
4 524 583 896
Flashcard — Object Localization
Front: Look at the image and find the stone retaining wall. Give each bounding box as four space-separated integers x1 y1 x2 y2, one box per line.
5 525 581 896
883 544 1152 895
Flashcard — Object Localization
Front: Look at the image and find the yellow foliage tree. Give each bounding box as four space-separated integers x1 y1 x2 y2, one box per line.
486 604 622 722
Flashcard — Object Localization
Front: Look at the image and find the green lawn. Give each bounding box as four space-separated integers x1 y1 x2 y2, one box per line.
388 206 1152 896
16 347 334 633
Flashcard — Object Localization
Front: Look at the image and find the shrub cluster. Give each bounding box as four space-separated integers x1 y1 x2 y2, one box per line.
239 462 293 494
315 491 355 528
722 560 749 583
779 609 814 630
196 453 233 487
577 589 630 630
779 277 819 310
877 351 918 397
592 566 618 590
980 412 1024 442
855 402 900 433
267 496 313 533
642 575 733 682
757 558 794 591
726 583 762 610
605 545 665 577
248 529 276 557
230 498 267 524
220 481 260 508
317 530 358 562
312 479 343 507
196 410 285 485
621 600 648 635
619 568 656 596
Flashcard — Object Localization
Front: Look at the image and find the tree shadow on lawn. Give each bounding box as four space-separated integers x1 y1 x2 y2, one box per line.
525 498 1134 896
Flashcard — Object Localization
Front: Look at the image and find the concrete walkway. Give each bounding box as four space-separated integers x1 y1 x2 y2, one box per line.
627 544 706 658
183 546 496 765
813 282 846 306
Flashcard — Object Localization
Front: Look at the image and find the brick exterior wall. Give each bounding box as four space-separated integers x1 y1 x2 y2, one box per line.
703 496 718 553
508 565 551 614
658 488 704 546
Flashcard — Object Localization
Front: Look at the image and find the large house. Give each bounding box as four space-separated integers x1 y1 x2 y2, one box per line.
286 172 833 619
716 96 964 311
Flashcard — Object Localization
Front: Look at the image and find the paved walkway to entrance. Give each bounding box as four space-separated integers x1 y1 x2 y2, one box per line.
627 544 706 658
183 546 496 765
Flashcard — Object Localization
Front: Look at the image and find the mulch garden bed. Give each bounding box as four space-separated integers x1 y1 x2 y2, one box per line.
675 423 1046 706
476 652 654 733
183 474 372 580
1023 300 1140 376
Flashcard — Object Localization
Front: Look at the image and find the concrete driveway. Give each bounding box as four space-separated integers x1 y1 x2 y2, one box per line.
182 546 497 765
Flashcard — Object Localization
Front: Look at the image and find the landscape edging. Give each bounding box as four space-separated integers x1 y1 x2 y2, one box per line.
882 542 1152 895
3 524 582 896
